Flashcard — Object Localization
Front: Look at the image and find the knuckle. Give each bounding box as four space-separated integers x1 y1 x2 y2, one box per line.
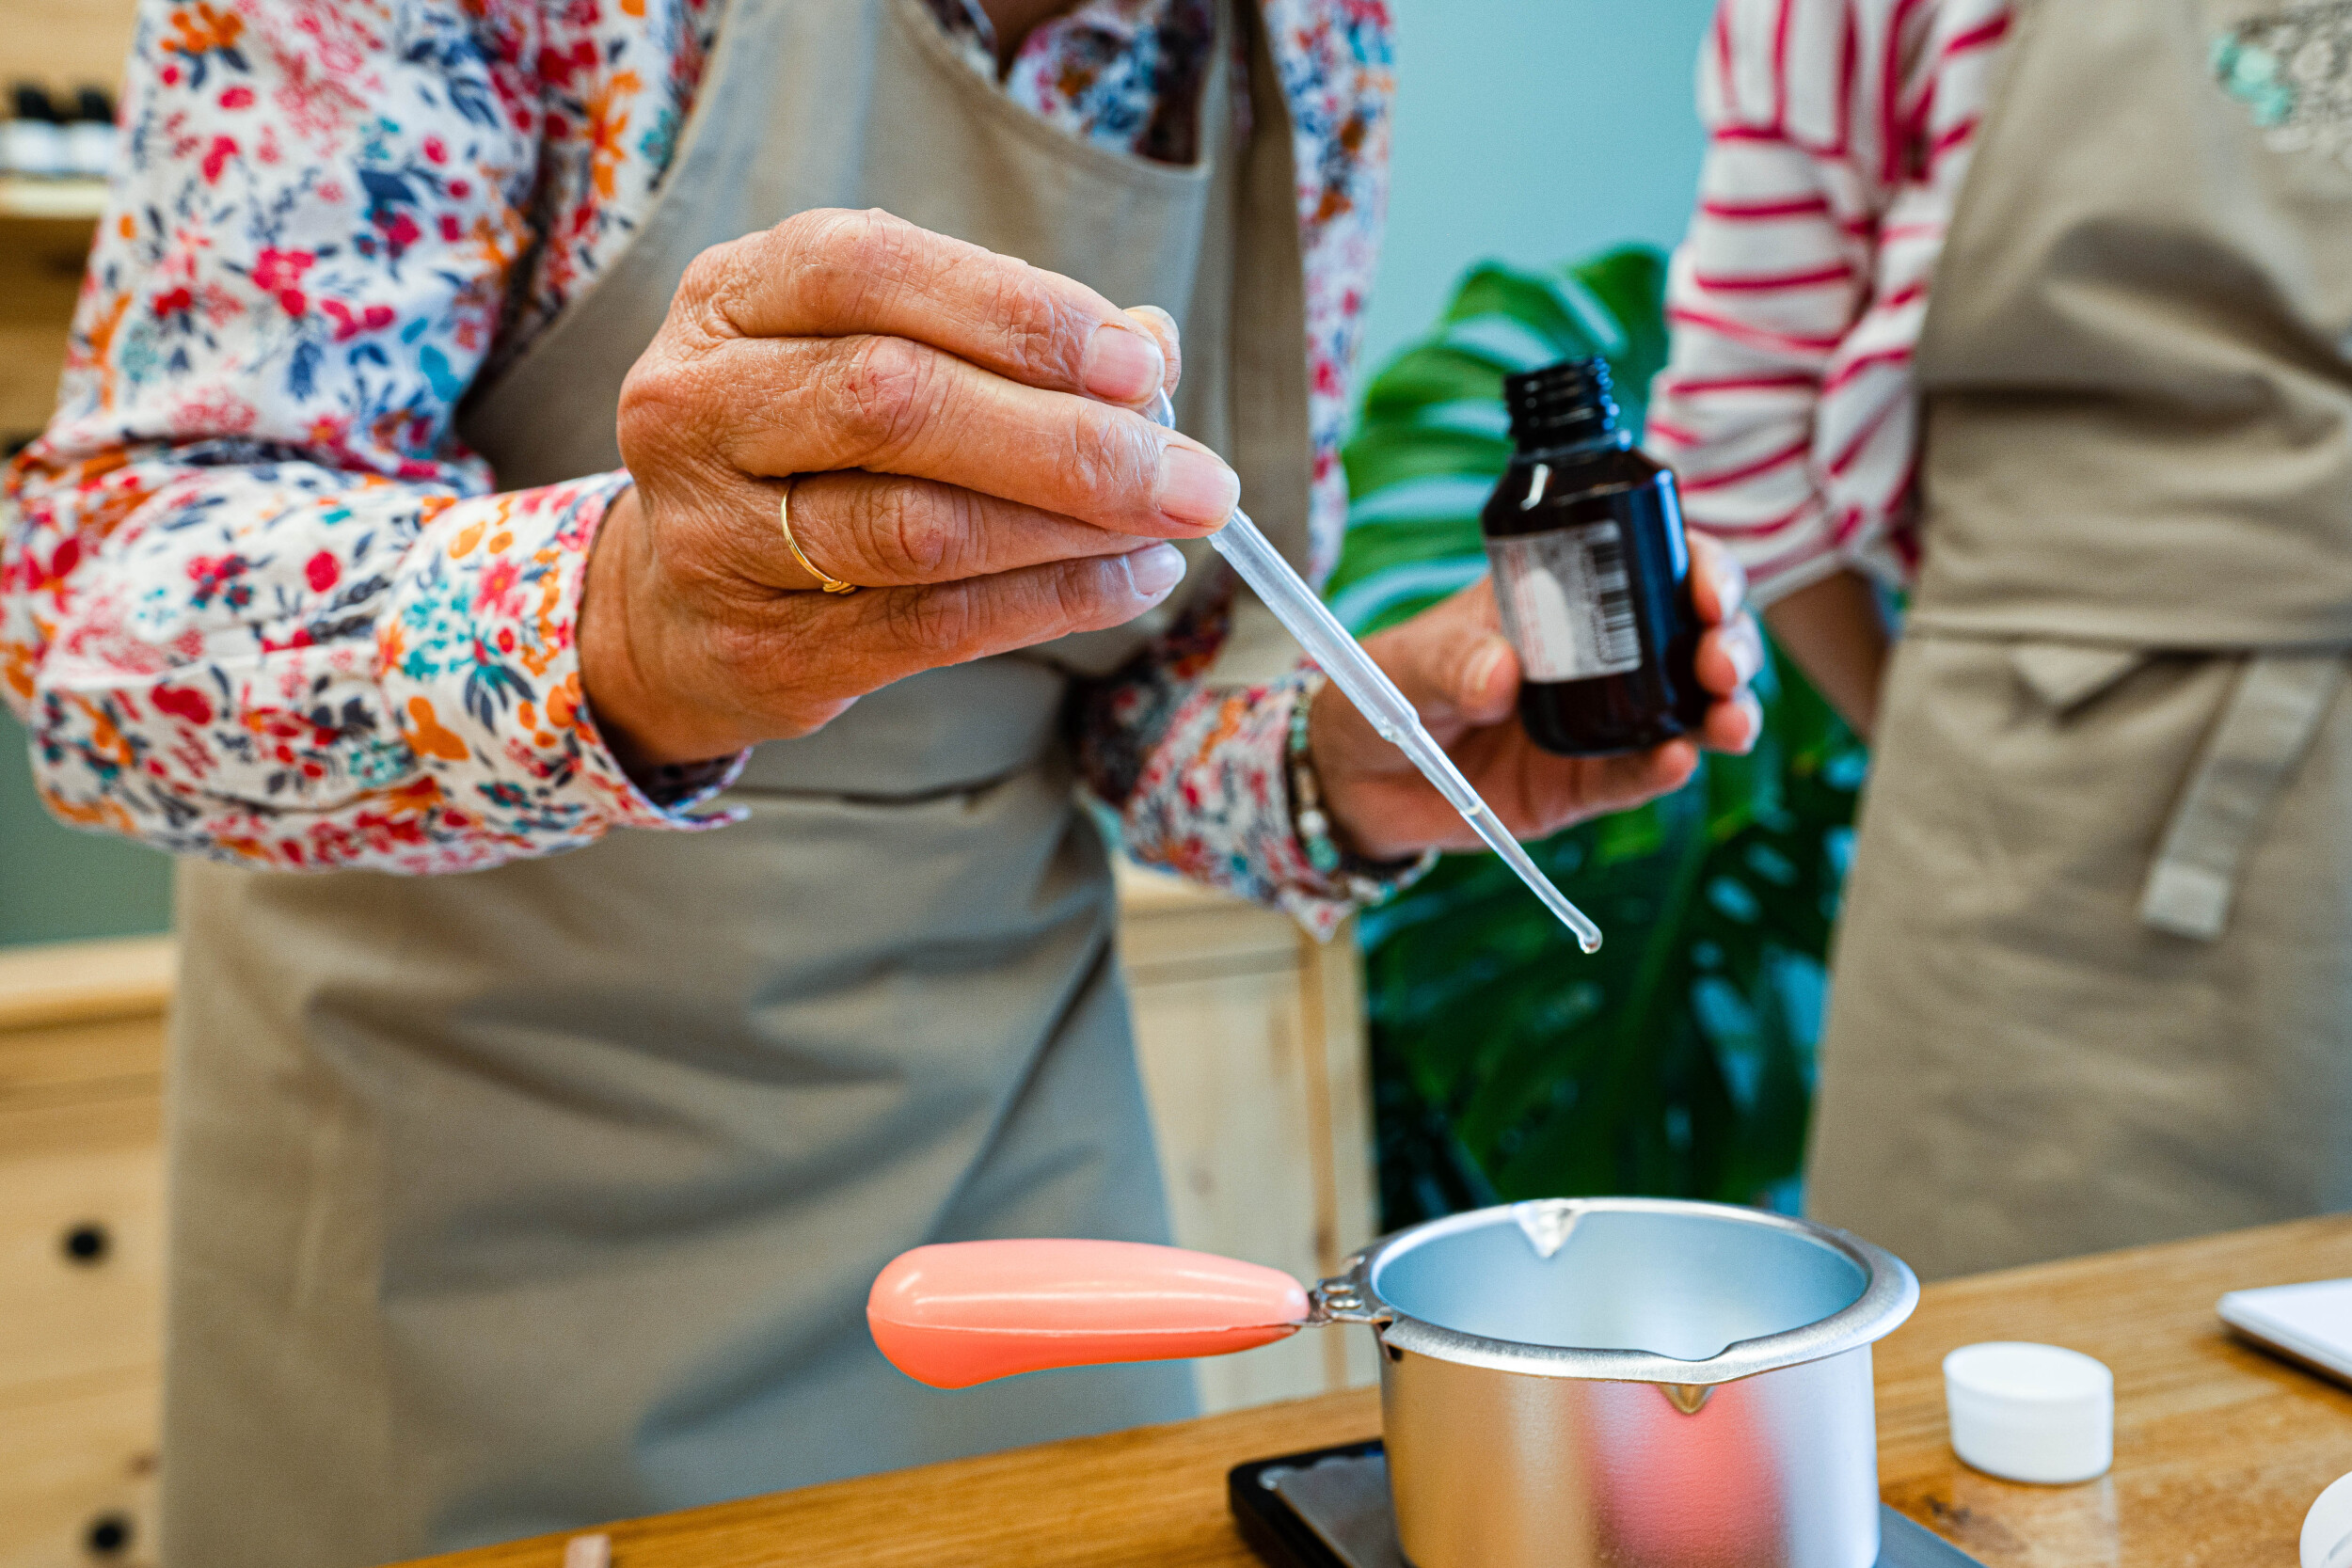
1042 562 1110 634
678 241 738 311
1060 406 1157 515
887 582 980 654
854 484 957 581
780 208 915 322
770 206 839 253
829 335 936 462
834 208 919 277
676 241 755 343
985 266 1084 380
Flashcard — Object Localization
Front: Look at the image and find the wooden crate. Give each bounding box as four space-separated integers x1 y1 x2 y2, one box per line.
0 937 172 1568
1114 864 1381 1412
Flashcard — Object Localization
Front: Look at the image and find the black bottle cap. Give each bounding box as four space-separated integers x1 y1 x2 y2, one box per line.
74 87 115 124
13 83 62 123
1504 356 1622 452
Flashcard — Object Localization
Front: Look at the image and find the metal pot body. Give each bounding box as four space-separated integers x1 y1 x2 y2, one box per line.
1316 1198 1917 1568
1381 1343 1880 1568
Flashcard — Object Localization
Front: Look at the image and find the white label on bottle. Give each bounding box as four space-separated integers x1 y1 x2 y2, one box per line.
1486 522 1642 681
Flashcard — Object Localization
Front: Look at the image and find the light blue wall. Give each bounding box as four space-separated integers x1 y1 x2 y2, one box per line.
0 0 1721 949
1360 0 1718 372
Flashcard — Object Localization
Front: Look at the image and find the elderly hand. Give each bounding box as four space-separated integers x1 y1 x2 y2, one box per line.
580 209 1221 769
1312 534 1765 861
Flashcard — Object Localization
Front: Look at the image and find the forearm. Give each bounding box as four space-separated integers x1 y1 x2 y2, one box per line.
0 0 741 868
8 453 735 870
1760 568 1889 740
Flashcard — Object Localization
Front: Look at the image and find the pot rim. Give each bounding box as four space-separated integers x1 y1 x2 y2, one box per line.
1327 1196 1919 1386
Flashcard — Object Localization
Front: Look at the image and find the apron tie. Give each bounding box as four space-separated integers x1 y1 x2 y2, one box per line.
2138 651 2347 942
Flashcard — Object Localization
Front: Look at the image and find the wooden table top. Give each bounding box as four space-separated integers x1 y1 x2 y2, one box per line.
413 1215 2352 1568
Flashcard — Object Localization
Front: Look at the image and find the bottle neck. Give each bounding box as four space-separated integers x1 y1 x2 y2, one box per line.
1512 427 1632 465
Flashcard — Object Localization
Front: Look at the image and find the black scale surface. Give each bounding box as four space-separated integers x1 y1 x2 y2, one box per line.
1230 1441 1986 1568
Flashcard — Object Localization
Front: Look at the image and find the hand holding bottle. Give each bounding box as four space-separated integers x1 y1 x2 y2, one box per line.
1309 539 1762 863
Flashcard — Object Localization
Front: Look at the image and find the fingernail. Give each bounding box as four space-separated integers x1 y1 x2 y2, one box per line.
1129 543 1187 598
1082 322 1165 402
1155 443 1239 527
1713 557 1748 611
1468 641 1509 701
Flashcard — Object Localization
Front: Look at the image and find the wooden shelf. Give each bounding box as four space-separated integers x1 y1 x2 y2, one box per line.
0 178 106 222
0 937 174 1033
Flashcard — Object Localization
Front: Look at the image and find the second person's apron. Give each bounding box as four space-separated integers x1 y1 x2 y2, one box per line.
161 2 1317 1565
1806 0 2352 1278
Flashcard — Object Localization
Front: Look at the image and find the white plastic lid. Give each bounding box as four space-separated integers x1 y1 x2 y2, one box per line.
2305 1472 2352 1568
1944 1341 2114 1484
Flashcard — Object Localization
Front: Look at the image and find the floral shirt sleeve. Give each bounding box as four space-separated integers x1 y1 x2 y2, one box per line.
2 0 1404 922
3 0 735 870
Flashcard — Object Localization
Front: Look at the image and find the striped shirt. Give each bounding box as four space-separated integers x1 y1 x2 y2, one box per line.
1645 0 2013 604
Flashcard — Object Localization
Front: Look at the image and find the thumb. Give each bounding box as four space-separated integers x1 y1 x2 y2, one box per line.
1362 579 1519 734
1122 305 1183 399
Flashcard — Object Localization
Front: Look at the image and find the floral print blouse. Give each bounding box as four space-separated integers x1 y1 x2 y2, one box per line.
0 0 1404 933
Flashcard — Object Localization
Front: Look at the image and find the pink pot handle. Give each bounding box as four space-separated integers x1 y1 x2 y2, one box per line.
868 1239 1311 1389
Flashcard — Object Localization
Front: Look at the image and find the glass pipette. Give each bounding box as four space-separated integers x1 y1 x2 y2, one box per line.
1149 393 1603 953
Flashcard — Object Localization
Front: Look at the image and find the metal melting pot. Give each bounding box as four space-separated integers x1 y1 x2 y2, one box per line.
870 1196 1918 1568
1329 1197 1917 1567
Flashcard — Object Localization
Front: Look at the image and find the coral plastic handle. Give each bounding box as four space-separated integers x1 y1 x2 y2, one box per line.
868 1239 1311 1389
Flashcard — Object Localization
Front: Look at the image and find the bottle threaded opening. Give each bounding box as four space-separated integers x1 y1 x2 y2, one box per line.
1505 356 1621 451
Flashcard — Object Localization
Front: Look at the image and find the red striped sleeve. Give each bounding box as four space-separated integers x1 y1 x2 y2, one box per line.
1648 0 2011 602
1667 305 1850 355
1692 261 1858 292
1679 434 1816 492
1655 371 1823 395
1702 193 1835 220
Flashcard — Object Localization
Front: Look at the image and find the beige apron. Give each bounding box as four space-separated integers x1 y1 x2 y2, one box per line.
1807 0 2352 1279
161 3 1314 1564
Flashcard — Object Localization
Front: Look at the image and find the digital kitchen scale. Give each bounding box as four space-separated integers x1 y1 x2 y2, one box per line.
1230 1441 1988 1568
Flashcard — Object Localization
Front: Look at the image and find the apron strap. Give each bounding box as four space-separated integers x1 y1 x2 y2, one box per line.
2138 651 2347 941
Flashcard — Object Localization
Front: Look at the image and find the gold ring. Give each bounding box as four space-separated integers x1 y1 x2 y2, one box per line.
779 478 859 595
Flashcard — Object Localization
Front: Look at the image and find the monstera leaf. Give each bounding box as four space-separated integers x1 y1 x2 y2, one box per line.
1336 249 1867 1226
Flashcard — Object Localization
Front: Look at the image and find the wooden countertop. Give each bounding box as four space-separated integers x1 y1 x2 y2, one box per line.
409 1215 2352 1568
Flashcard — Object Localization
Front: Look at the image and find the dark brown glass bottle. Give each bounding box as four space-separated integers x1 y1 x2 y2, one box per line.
1482 357 1708 756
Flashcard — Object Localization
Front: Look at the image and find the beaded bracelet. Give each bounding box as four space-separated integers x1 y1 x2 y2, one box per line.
1287 673 1434 906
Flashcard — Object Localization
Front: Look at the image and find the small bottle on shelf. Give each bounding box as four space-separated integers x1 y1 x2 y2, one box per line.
65 87 118 181
1480 356 1708 756
3 84 68 179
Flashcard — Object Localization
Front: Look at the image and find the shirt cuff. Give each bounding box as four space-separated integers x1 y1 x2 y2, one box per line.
379 473 747 847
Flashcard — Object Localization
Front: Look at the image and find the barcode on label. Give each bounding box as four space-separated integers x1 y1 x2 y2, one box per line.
1486 521 1645 682
1586 528 1640 669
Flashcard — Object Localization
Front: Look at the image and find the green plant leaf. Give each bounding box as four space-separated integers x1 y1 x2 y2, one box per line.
1442 262 1622 358
1362 345 1514 419
1337 247 1868 1228
1340 428 1514 499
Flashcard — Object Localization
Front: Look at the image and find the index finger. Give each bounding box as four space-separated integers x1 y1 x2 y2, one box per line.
683 208 1169 404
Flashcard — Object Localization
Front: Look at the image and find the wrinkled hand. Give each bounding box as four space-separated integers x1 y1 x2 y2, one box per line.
1312 534 1765 861
581 209 1219 769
